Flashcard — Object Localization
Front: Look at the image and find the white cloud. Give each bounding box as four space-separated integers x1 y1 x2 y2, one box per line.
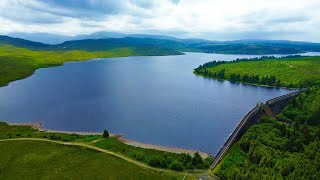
0 0 320 41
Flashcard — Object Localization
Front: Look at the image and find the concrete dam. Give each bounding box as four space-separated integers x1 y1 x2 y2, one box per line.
210 89 305 169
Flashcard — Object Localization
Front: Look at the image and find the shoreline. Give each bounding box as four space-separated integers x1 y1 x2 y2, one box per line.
6 122 209 158
194 72 299 90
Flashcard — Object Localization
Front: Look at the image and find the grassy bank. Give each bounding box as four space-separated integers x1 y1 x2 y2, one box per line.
0 44 140 87
0 140 187 179
195 56 320 179
0 122 212 172
194 56 320 88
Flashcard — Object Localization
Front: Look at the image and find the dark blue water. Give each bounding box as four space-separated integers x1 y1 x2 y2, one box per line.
2 52 315 154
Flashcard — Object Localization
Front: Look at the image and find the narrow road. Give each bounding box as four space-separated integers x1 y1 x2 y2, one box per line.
0 138 178 173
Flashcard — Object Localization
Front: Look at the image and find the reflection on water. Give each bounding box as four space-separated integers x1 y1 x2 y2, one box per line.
1 52 316 154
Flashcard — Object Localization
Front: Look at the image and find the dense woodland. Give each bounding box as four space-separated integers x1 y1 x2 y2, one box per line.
196 56 320 179
215 87 320 179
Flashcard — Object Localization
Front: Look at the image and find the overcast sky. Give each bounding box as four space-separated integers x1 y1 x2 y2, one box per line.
1 0 319 41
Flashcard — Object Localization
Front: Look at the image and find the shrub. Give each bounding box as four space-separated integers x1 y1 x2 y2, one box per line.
196 163 205 169
134 152 145 161
50 135 61 140
147 156 163 167
7 133 12 138
183 154 192 165
204 157 214 168
185 162 194 170
103 129 109 138
170 160 184 171
192 152 203 166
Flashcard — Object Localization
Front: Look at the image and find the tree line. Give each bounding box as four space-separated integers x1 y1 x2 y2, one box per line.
195 55 306 70
194 55 309 72
215 86 320 179
196 68 282 87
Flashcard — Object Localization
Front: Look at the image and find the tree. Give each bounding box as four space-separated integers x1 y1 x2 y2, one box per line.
103 129 109 138
170 160 184 171
148 156 163 167
192 152 203 166
183 154 192 165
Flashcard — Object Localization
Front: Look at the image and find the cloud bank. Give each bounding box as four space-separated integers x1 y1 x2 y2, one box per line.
0 0 319 41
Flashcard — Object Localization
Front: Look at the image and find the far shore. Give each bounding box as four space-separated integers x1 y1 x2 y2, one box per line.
7 122 209 158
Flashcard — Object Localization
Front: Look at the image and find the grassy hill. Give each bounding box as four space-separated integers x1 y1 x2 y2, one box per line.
194 56 320 87
0 122 212 174
0 36 184 87
212 88 320 179
0 44 141 87
195 56 320 179
0 140 186 179
198 44 302 54
4 34 320 55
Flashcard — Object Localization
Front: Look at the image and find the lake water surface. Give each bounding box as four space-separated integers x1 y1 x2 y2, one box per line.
2 52 317 154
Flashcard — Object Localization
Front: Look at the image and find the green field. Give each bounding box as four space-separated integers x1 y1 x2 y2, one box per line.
0 140 188 179
195 56 320 87
0 44 142 87
0 122 212 173
195 56 320 179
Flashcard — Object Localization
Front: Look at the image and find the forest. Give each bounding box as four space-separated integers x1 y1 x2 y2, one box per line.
196 55 320 179
214 87 320 179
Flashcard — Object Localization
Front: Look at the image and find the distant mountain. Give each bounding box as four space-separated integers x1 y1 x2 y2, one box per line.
72 31 127 41
0 35 53 49
7 32 73 45
0 35 183 55
2 34 320 55
199 44 302 55
198 39 320 54
6 31 185 44
7 31 212 44
57 37 184 55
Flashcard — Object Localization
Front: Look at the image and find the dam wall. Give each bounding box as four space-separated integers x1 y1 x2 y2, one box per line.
210 89 304 169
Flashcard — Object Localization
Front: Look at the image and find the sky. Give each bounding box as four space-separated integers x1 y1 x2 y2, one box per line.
0 0 320 41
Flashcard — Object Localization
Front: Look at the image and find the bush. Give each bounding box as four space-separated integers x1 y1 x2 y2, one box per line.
103 129 109 138
169 160 184 171
204 157 214 168
183 154 192 165
196 163 205 169
185 162 194 170
135 152 145 161
192 152 203 166
147 156 163 167
50 135 61 140
7 133 12 138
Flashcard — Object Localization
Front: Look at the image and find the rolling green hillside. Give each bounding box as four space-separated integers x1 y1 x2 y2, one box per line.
0 36 184 87
198 44 301 54
194 56 320 87
212 88 320 179
0 44 141 87
195 56 320 179
0 122 212 173
0 140 187 179
4 34 320 55
0 35 184 55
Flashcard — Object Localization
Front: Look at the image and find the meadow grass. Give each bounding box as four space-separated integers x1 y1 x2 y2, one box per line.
0 140 186 180
0 44 138 87
0 122 211 171
199 56 320 87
